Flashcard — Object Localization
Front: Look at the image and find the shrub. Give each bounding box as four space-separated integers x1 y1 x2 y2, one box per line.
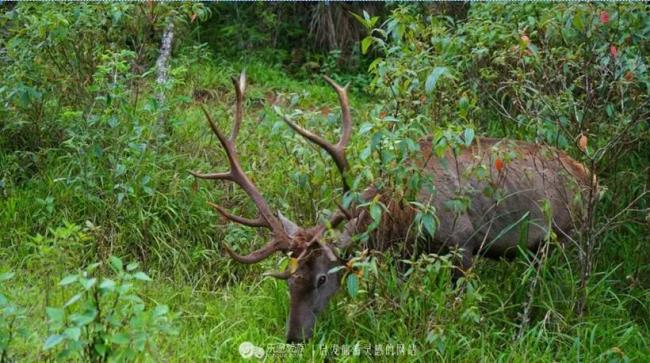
43 256 177 362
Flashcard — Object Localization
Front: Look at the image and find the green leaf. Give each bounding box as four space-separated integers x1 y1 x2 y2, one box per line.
425 67 449 94
133 272 152 281
64 327 81 341
126 262 139 271
115 163 126 177
43 334 64 350
99 278 116 291
86 262 101 273
361 36 372 55
369 203 382 223
109 256 123 272
64 293 82 308
79 277 97 290
94 343 107 356
572 12 585 32
422 213 437 237
46 307 65 323
459 96 469 112
59 275 78 286
347 273 359 297
111 333 130 346
359 122 373 135
71 309 97 326
153 304 169 317
118 283 132 294
122 294 144 305
0 272 15 282
328 265 347 274
463 128 475 146
360 146 372 161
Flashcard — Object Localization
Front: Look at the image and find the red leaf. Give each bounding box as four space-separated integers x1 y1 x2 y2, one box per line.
600 11 609 24
320 106 330 117
579 134 588 152
265 92 277 105
610 45 618 58
495 159 505 172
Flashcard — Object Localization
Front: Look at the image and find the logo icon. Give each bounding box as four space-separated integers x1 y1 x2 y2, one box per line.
239 341 265 359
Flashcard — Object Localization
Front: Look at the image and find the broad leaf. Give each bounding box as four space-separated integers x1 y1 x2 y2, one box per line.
425 67 449 94
133 272 152 281
59 274 78 286
43 334 64 350
347 273 359 297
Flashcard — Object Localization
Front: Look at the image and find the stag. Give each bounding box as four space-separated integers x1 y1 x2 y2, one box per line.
191 73 593 343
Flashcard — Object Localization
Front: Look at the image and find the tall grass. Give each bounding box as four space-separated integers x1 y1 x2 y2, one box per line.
1 3 648 360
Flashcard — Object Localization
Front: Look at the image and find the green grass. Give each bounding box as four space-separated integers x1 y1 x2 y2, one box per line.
2 249 647 361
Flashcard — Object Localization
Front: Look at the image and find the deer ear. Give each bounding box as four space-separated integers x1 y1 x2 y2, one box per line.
278 211 299 238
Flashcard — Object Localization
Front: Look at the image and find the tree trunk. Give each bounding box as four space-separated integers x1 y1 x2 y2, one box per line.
155 22 175 134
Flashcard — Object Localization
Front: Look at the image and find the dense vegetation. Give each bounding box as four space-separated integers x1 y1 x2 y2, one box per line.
0 2 648 362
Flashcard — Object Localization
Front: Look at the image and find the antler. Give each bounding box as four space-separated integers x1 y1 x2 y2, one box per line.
191 72 290 264
283 76 352 194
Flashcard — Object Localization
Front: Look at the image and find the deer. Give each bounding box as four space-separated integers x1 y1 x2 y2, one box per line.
191 73 594 343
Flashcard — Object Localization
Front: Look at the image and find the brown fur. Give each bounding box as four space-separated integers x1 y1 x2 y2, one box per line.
338 137 593 266
281 137 595 343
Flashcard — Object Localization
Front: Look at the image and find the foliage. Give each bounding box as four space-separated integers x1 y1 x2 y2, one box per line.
43 256 176 362
360 0 649 297
0 2 648 362
200 2 381 72
0 272 27 362
0 2 208 152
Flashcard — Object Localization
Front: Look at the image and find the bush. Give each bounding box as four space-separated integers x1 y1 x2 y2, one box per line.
360 2 649 290
43 256 176 361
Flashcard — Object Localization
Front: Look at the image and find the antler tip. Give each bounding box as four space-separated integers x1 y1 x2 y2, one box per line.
232 71 247 93
263 269 292 280
221 240 281 264
322 75 349 91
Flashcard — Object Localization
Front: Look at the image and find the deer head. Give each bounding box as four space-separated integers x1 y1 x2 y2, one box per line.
191 73 354 343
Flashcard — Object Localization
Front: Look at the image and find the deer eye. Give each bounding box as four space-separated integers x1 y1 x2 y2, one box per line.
316 274 327 288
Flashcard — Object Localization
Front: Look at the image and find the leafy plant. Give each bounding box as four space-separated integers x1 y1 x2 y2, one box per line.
359 2 649 316
0 272 27 363
43 257 177 362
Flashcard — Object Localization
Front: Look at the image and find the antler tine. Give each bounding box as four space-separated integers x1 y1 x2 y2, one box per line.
223 240 284 264
230 71 246 142
282 75 352 192
189 171 232 181
200 106 238 169
191 73 292 264
322 75 352 150
263 233 339 279
263 268 292 280
324 200 353 229
334 200 353 220
208 202 267 228
197 105 280 232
